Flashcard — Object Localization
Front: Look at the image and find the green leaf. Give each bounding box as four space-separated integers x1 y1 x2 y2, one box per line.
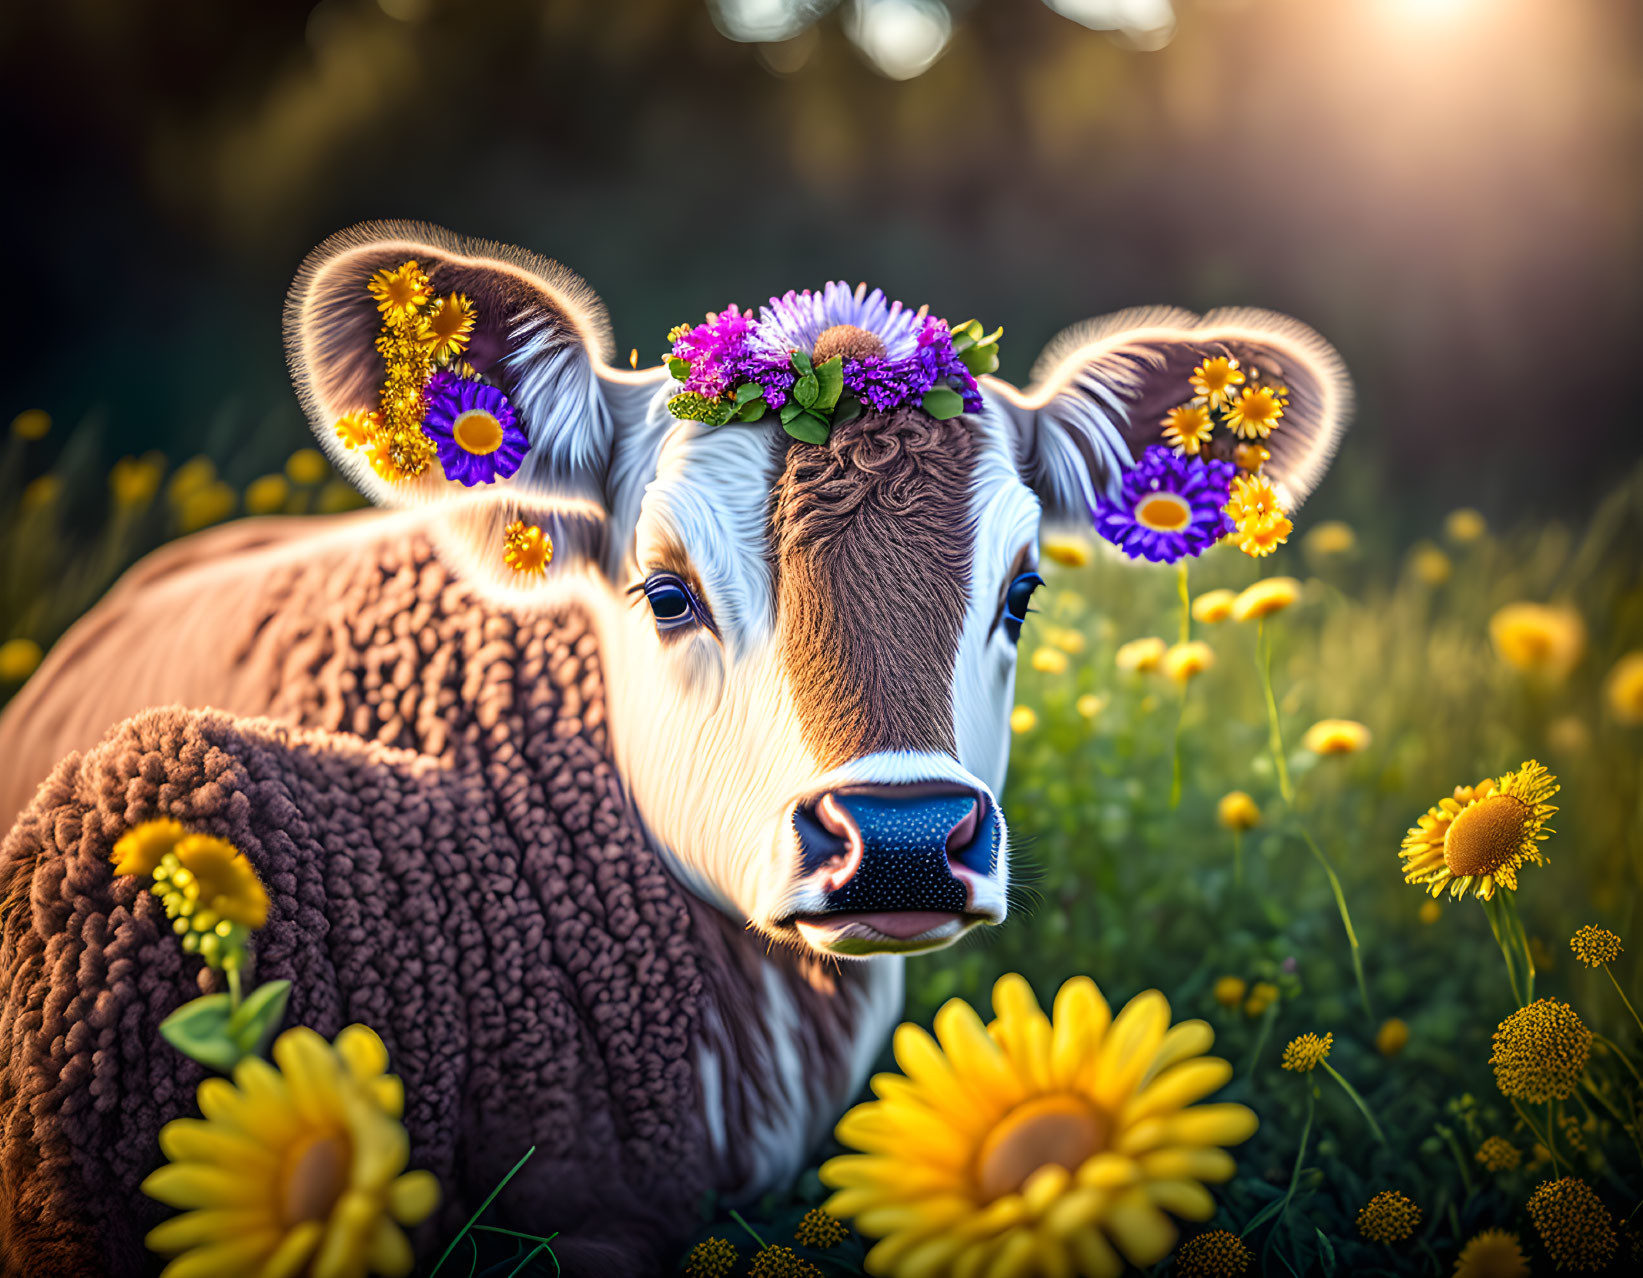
779 402 803 425
1313 1228 1337 1277
813 355 844 413
793 374 819 409
782 414 830 445
922 386 965 420
159 994 244 1073
1242 1195 1288 1236
736 396 767 422
227 979 292 1057
666 356 690 382
950 319 982 353
959 339 1001 377
832 396 862 427
789 348 813 377
734 381 765 405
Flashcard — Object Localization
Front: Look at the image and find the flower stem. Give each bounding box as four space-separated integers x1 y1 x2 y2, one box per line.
1605 965 1643 1041
1232 830 1244 892
1170 689 1187 810
1592 1029 1643 1089
1256 619 1293 806
227 967 242 1013
1321 1060 1389 1146
1177 559 1191 644
1501 890 1535 1005
1298 824 1373 1021
730 1210 768 1250
1482 896 1525 1008
1260 1084 1315 1249
1510 1099 1558 1177
1434 1123 1474 1198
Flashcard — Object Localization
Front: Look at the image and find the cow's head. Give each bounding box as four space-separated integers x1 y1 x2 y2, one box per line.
287 223 1350 958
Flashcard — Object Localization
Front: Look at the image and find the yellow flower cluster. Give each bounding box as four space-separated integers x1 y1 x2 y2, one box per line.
793 1207 848 1249
1525 1177 1616 1272
1489 998 1591 1103
1281 1032 1332 1073
684 1237 738 1278
1453 1229 1528 1278
1173 1228 1251 1277
1355 1189 1421 1243
111 820 269 972
1569 924 1621 968
1224 474 1292 558
503 519 553 575
333 260 478 484
748 1244 821 1277
1474 1135 1521 1173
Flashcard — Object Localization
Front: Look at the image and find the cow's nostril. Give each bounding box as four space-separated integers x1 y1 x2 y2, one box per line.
817 792 856 842
945 799 979 858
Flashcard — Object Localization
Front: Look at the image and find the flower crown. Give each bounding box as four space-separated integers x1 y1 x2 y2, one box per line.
1093 356 1295 563
662 282 1001 444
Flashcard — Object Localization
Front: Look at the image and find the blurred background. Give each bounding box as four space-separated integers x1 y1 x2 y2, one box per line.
3 0 1641 523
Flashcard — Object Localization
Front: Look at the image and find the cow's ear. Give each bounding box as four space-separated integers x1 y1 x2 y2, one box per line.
285 221 666 596
988 306 1352 528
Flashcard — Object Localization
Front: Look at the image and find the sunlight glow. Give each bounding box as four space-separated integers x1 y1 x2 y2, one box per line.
848 0 953 81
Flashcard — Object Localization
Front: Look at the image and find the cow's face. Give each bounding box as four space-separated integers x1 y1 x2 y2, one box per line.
289 227 1351 958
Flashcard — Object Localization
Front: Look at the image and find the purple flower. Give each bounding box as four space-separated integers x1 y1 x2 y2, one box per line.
1092 446 1235 563
670 305 756 399
421 372 528 486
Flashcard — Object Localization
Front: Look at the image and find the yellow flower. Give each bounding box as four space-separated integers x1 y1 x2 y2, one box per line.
1474 1135 1520 1173
110 454 166 509
1490 999 1591 1103
1301 719 1370 756
1032 647 1069 675
1232 443 1269 472
335 409 380 451
244 474 291 516
177 481 237 533
1375 1018 1409 1057
1526 1178 1616 1272
1234 513 1292 558
684 1237 739 1278
1161 403 1215 455
1223 384 1287 440
503 519 552 575
1356 1190 1420 1244
1224 474 1279 526
1010 706 1038 734
1042 536 1093 568
1163 641 1214 684
111 818 191 877
114 821 270 971
1445 507 1488 544
11 408 50 440
1570 925 1621 968
823 977 1256 1278
417 293 477 362
794 1206 848 1249
1190 590 1236 624
1230 577 1300 623
1116 637 1167 673
1281 1032 1332 1073
0 637 43 685
368 260 432 317
286 448 329 486
318 481 367 514
1304 521 1355 557
1076 693 1106 719
1047 626 1087 655
21 474 61 508
1188 356 1245 410
1409 542 1452 586
1604 652 1643 724
1418 899 1441 925
1213 977 1246 1008
1243 983 1278 1018
1217 792 1260 832
1489 603 1586 683
1398 760 1558 901
1174 1228 1250 1277
142 1024 439 1278
1453 1229 1528 1278
166 456 218 505
749 1245 820 1277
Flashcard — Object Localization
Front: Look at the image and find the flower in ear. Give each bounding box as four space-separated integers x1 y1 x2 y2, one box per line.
420 373 527 486
1091 447 1234 564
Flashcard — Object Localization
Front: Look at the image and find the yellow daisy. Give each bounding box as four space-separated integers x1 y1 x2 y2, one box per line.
1488 603 1585 683
1223 474 1280 526
1162 641 1214 685
1032 647 1070 675
1301 719 1371 756
503 520 553 575
1229 577 1301 623
1398 761 1558 901
1231 443 1269 472
1041 536 1093 569
1161 403 1215 456
142 1024 439 1278
417 293 477 362
1190 590 1236 625
1234 513 1292 558
367 260 432 318
821 973 1257 1278
1453 1229 1528 1278
1604 652 1643 724
1188 356 1245 410
334 410 379 451
1115 637 1167 674
1223 384 1287 440
1216 792 1259 832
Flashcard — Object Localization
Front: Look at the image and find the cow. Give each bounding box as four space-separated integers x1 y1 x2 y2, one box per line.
0 222 1350 1275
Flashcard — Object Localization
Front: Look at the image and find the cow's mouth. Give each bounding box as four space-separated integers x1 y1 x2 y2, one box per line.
786 909 981 955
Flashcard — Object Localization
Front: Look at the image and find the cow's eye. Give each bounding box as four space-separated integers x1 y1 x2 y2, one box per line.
643 574 702 631
1003 571 1043 644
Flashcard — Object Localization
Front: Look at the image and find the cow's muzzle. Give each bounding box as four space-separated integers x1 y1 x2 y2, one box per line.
788 783 1000 953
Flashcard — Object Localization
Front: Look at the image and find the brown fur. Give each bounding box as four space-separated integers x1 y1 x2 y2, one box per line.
771 408 976 768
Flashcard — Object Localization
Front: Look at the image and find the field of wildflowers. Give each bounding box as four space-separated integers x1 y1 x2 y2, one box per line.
3 407 1641 1277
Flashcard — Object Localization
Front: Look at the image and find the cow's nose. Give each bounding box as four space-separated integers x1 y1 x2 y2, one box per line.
793 784 999 913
